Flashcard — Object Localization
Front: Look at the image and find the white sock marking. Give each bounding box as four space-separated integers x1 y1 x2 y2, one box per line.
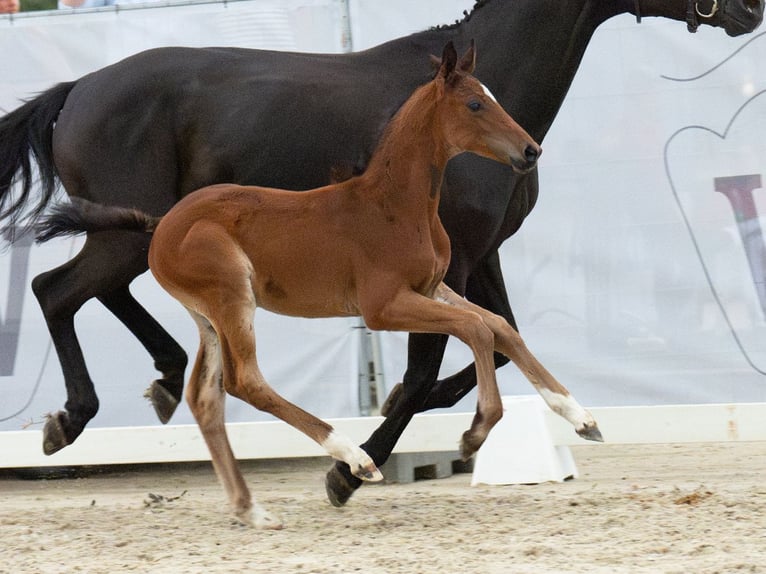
322 431 383 482
538 387 595 430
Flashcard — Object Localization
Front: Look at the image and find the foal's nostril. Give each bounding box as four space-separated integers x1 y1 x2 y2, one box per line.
524 144 540 164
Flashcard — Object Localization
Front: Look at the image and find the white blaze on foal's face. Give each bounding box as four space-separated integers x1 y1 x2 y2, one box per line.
481 82 498 103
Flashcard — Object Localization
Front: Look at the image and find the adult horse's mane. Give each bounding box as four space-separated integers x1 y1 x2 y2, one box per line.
432 0 490 31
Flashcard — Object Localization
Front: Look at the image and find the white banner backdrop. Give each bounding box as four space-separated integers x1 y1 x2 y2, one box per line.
1 1 765 439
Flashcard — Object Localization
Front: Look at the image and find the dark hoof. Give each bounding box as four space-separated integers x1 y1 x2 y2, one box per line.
42 412 72 456
144 381 180 424
576 422 604 443
459 429 484 461
380 382 403 417
325 463 362 507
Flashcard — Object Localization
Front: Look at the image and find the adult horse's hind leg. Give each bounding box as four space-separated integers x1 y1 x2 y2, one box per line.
31 232 147 454
31 231 187 454
98 286 187 422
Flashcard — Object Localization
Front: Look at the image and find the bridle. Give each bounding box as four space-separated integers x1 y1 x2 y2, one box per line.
687 0 720 31
633 0 722 32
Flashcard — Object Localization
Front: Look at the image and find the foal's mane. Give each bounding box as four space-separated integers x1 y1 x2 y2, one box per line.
362 74 446 173
431 0 492 31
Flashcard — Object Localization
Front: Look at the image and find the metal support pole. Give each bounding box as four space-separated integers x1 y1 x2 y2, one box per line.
356 318 386 415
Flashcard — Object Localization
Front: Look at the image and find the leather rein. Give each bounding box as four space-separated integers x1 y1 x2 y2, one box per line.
633 0 721 32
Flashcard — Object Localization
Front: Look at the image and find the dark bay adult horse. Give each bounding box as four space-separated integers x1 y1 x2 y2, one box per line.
0 0 762 504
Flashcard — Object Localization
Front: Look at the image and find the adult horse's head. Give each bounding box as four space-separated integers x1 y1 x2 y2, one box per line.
669 0 763 35
434 41 541 174
720 0 763 35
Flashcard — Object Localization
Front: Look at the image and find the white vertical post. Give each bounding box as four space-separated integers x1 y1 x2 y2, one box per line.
337 0 354 52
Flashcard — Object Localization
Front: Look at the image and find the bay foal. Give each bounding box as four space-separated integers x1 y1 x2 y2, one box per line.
38 42 598 528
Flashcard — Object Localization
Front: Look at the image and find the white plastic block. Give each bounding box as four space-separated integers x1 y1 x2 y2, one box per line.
471 395 578 486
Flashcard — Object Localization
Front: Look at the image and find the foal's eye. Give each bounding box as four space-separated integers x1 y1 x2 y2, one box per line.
467 100 482 112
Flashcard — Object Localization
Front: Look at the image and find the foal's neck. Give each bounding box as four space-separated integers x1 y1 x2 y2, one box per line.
359 82 450 214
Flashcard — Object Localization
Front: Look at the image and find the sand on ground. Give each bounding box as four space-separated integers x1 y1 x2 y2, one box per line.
1 442 765 574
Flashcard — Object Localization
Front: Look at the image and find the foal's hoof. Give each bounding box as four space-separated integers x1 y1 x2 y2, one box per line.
254 512 284 530
144 380 180 424
576 421 604 443
325 463 363 508
380 382 403 417
354 464 384 483
252 507 284 530
235 505 284 530
42 412 72 456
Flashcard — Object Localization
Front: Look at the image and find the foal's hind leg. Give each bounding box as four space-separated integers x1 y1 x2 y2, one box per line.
190 299 381 525
210 294 383 483
435 284 602 442
163 233 381 523
184 310 281 529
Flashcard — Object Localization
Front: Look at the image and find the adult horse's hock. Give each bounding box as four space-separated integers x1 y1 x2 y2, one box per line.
0 0 763 504
35 43 595 527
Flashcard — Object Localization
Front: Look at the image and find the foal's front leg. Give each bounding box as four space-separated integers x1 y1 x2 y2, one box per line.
362 288 505 460
434 283 602 442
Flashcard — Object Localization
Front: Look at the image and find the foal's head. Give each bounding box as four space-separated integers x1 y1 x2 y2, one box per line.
432 41 541 173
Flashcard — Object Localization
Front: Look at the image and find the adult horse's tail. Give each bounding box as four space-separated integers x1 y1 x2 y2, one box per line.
0 81 77 240
35 197 160 243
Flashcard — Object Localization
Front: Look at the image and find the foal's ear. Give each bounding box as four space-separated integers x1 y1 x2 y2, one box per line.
437 41 458 80
458 39 476 74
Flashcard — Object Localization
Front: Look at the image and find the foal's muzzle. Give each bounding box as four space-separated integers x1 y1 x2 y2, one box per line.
511 144 542 173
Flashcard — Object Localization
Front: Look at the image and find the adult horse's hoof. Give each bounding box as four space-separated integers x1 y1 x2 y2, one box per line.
42 411 73 455
380 382 403 417
576 422 604 443
325 462 363 507
459 429 484 461
144 380 180 424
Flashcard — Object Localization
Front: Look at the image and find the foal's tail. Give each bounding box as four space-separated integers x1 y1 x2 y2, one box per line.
35 197 161 243
0 81 77 240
